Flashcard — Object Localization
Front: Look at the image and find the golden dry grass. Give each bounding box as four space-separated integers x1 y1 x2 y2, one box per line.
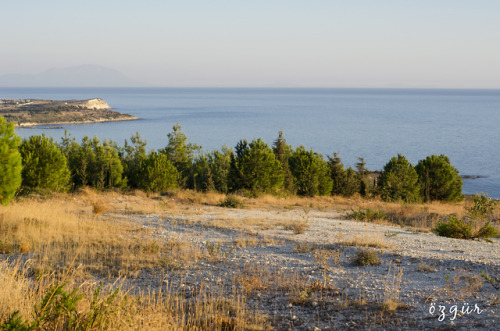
0 193 271 329
340 232 394 249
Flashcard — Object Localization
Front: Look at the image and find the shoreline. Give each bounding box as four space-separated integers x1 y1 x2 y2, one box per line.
15 116 140 128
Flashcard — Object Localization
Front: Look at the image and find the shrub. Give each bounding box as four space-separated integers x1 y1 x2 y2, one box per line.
20 135 70 193
352 249 381 266
219 195 244 208
349 208 387 222
415 154 463 202
466 193 496 221
379 154 420 203
434 216 473 239
433 216 498 240
288 146 332 196
0 117 22 205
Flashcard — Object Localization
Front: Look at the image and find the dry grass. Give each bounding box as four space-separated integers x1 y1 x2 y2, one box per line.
0 259 270 330
382 263 405 311
340 232 394 249
233 235 260 248
0 196 205 278
0 194 271 329
283 220 309 234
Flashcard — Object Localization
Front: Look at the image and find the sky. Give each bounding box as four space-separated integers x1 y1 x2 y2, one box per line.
1 0 500 88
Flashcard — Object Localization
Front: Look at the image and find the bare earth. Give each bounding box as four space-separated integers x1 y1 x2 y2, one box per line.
104 198 499 330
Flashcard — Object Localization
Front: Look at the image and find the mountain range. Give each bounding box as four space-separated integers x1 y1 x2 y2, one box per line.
0 65 144 87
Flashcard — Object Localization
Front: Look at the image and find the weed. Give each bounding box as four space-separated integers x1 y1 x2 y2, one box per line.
466 193 497 221
283 220 309 234
417 262 436 273
205 241 233 261
382 262 404 311
294 241 313 253
349 208 387 222
434 216 498 240
481 271 500 290
352 249 381 266
219 195 244 208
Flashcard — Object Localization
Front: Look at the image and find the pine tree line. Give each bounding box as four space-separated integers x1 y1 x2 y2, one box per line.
0 119 463 204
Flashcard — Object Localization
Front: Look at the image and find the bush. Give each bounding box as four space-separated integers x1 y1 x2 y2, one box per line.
379 154 420 203
0 117 22 205
20 135 70 193
349 208 387 222
219 195 244 208
434 216 473 239
415 154 463 202
434 216 498 240
352 249 381 266
466 193 496 221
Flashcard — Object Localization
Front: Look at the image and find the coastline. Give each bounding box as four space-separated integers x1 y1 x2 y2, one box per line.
15 115 139 128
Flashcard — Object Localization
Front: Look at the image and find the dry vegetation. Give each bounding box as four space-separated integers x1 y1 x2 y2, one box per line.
0 189 498 329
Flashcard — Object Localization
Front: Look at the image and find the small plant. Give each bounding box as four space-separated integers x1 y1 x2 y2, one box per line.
349 208 387 222
352 249 381 266
294 241 313 253
434 216 498 240
284 220 309 234
481 271 500 290
466 193 497 221
434 216 473 239
205 241 233 261
219 195 244 208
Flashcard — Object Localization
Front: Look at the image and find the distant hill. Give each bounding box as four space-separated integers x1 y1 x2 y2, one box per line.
0 64 144 87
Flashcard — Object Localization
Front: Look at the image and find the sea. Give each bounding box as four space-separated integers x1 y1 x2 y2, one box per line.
1 87 499 198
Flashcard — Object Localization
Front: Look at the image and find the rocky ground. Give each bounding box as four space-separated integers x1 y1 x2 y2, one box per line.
106 201 499 330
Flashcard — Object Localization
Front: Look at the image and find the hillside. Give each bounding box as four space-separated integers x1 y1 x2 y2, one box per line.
0 98 138 126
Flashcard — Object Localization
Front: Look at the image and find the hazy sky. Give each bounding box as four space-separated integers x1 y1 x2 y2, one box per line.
2 1 499 88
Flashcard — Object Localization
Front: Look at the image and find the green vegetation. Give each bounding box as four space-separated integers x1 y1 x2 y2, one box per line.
20 135 70 194
288 146 332 196
0 118 470 204
433 194 498 240
379 154 420 203
349 208 387 222
0 117 22 205
139 152 179 192
416 154 463 202
229 138 284 195
219 195 245 208
352 249 381 266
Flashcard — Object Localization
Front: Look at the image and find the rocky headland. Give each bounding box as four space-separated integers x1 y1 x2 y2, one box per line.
0 98 138 127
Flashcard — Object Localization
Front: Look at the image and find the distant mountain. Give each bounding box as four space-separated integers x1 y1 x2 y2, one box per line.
0 64 144 87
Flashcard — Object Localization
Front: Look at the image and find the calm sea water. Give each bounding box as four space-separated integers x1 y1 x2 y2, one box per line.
1 87 499 198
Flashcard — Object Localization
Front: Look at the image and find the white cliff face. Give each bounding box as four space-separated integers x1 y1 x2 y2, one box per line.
77 98 111 110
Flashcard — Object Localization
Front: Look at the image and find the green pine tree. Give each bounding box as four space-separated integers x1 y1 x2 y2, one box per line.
0 117 22 205
20 135 70 193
